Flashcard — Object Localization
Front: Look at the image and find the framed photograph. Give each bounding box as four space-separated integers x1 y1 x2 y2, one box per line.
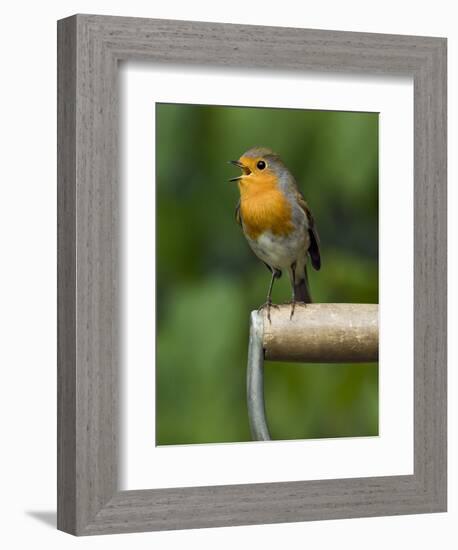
57 14 447 535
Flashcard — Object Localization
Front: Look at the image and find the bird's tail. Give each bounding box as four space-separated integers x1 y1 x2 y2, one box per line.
293 265 312 303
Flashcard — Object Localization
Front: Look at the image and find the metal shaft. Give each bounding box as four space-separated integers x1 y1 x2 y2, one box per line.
246 311 271 441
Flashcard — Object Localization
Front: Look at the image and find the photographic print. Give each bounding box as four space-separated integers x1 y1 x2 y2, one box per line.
156 102 378 446
57 16 446 533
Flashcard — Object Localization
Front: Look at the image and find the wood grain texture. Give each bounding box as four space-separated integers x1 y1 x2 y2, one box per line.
57 16 77 534
57 14 447 535
263 304 378 362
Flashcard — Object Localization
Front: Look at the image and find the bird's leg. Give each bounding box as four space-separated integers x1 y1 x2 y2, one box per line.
290 262 297 320
258 268 280 323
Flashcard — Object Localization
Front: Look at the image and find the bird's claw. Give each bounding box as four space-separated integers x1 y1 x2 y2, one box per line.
258 300 279 323
287 300 307 320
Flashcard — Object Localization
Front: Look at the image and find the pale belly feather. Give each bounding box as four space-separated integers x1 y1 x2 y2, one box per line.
245 226 310 271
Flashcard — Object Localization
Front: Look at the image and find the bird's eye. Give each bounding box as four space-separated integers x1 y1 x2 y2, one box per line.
257 160 266 170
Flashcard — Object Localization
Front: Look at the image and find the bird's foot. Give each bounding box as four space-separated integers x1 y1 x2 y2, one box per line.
287 300 308 320
258 300 279 323
290 300 295 320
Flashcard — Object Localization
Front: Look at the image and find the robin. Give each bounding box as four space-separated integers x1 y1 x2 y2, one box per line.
229 146 321 320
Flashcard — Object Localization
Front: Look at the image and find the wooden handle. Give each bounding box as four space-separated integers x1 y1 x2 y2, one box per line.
262 303 378 363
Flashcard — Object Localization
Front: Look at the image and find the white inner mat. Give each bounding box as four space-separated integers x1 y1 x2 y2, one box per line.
120 62 414 490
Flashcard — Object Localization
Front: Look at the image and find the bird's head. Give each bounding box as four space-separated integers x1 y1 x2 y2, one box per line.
228 147 284 193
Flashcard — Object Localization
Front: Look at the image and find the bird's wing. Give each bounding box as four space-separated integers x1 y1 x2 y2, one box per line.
235 199 242 226
295 190 321 271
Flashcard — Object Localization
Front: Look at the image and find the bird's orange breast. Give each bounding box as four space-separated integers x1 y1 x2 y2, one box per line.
239 173 294 239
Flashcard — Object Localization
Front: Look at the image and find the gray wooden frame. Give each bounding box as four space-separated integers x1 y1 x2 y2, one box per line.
57 14 447 536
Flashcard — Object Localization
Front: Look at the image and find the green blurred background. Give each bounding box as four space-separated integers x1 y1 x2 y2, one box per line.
156 103 379 445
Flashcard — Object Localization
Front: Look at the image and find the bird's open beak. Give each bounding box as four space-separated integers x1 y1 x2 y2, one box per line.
228 160 249 182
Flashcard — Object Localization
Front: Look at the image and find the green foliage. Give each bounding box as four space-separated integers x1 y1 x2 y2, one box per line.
156 103 378 445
